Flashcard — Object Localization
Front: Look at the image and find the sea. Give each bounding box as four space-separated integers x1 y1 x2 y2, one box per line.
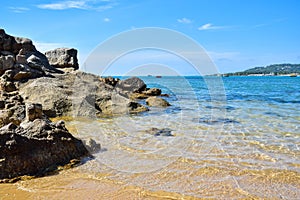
1 76 299 199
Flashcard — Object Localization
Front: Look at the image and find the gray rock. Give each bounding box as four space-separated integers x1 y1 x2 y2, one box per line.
96 92 148 115
116 76 146 93
0 55 15 71
146 96 171 107
27 52 59 74
19 76 73 117
15 54 27 64
0 29 61 80
19 71 148 117
83 138 101 154
12 36 36 54
0 119 89 180
45 48 79 70
0 91 26 127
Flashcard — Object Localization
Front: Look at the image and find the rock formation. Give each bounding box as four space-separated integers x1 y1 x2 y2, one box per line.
0 29 61 80
0 29 88 180
0 28 171 180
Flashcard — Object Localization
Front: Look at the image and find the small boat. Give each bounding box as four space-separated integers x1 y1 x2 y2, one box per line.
156 75 162 78
290 73 297 77
222 74 229 77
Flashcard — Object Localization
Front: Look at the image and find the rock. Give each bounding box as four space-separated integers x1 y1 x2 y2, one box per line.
83 138 101 154
13 71 32 81
25 103 43 121
146 96 171 107
19 71 148 117
13 36 36 54
0 100 4 109
130 88 162 100
143 88 161 96
0 81 17 92
45 48 79 70
1 51 14 56
116 77 146 93
96 92 148 116
0 55 15 71
0 29 61 81
198 117 240 125
15 54 27 64
27 52 59 74
0 91 26 127
145 128 174 137
160 93 170 97
0 119 89 179
99 76 120 87
130 93 149 100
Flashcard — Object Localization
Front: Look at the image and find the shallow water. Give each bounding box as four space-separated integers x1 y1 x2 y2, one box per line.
1 76 299 199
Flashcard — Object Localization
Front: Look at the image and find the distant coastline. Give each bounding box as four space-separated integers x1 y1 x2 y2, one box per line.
219 63 300 77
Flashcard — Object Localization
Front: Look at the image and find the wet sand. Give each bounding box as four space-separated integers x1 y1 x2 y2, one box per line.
0 169 197 200
1 157 299 200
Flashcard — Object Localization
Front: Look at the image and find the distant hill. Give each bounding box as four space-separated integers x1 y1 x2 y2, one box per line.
225 64 300 76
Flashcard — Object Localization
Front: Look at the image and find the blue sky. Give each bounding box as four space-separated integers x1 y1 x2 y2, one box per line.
1 0 300 75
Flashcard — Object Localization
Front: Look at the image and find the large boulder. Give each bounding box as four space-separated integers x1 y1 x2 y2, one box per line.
0 119 89 179
19 71 148 117
96 92 148 116
45 48 79 70
116 76 146 93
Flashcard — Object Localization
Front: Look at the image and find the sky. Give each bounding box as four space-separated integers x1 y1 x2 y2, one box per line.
1 0 300 75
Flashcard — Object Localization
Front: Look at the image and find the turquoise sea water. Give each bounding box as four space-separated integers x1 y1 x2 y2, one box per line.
36 76 300 198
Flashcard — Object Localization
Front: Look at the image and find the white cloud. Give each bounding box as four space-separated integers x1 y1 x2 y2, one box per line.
37 0 117 11
198 23 225 31
9 7 30 13
103 17 110 22
37 1 85 10
177 18 192 24
34 42 70 53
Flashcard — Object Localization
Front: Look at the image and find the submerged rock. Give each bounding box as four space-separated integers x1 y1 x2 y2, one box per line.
145 128 174 137
198 117 240 125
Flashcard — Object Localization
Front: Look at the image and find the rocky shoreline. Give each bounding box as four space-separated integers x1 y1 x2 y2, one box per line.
0 29 170 180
